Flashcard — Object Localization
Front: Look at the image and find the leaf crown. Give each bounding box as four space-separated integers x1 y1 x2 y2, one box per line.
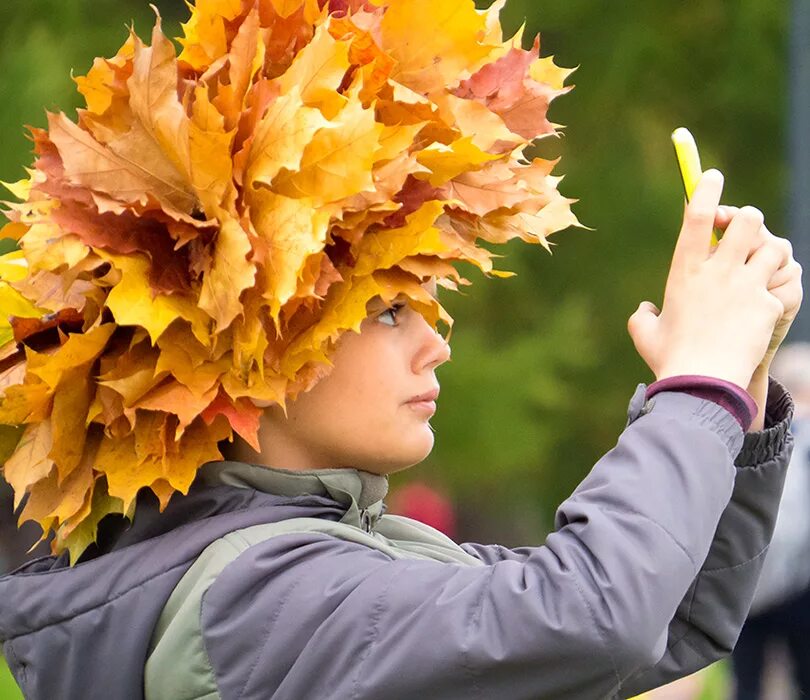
0 0 578 561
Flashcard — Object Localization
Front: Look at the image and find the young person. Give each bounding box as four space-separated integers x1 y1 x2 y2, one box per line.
0 1 803 698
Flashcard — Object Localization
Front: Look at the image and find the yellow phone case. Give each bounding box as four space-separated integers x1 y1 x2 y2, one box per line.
671 127 722 245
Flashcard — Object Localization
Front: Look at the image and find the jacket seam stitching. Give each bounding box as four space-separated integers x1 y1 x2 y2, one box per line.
350 565 395 699
598 505 699 572
569 569 622 687
193 535 251 700
684 576 699 624
701 544 769 574
232 544 306 699
460 565 491 698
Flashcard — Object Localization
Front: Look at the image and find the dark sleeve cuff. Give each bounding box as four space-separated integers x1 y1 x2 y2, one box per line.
735 376 794 468
646 376 758 432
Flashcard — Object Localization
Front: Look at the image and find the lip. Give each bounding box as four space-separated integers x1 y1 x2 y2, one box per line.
406 388 440 404
405 388 439 416
406 400 437 416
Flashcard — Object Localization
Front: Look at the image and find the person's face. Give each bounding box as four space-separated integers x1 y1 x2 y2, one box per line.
258 289 451 474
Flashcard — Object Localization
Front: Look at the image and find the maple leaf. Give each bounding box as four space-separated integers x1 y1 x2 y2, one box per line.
3 420 54 509
57 477 124 564
73 34 136 117
49 362 97 482
177 0 243 71
48 112 195 215
379 0 496 94
198 216 257 331
352 201 449 276
201 391 262 451
271 92 384 205
276 21 352 119
211 6 264 130
102 252 211 344
250 190 330 322
454 38 573 140
243 86 329 192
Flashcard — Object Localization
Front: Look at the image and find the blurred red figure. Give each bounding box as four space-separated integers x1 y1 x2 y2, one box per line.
388 482 457 540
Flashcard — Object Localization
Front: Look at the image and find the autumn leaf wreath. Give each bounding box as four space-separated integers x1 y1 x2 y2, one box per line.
0 0 579 561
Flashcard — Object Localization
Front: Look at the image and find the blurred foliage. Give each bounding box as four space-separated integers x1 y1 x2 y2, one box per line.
0 655 22 700
0 0 789 553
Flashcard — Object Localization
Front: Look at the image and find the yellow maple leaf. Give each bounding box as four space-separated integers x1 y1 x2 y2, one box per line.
276 21 352 119
49 362 97 482
20 223 90 272
250 190 331 322
56 478 126 564
243 86 330 192
271 92 385 205
198 216 257 331
3 420 54 509
379 0 496 93
416 136 503 186
73 33 136 116
27 324 115 390
177 0 242 70
102 253 211 344
189 85 237 217
351 201 449 276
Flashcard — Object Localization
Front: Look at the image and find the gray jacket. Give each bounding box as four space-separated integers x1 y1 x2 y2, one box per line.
0 381 794 699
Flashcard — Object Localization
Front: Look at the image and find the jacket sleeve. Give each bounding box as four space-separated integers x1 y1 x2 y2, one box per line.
619 377 793 696
464 378 794 698
199 389 777 700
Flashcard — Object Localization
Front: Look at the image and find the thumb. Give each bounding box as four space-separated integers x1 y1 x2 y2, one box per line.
627 301 660 350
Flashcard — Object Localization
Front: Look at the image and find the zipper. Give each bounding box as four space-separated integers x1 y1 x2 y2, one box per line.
360 508 372 533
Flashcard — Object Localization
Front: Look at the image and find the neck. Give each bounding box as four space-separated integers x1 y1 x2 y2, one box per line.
225 407 339 471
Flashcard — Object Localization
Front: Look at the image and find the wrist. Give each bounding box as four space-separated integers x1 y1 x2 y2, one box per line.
656 366 751 389
747 365 770 432
647 375 758 432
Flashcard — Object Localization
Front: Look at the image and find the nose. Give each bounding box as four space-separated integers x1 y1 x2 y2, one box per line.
412 321 451 374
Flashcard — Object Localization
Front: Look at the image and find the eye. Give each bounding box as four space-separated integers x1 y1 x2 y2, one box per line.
377 303 405 327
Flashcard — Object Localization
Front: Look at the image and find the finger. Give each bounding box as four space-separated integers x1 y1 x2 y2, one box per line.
768 261 803 290
714 205 739 231
627 301 660 348
755 234 792 270
746 239 787 283
714 206 764 267
769 281 803 311
672 170 724 269
747 223 792 268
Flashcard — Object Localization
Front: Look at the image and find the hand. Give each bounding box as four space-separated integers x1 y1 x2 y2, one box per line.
627 170 785 388
713 205 803 372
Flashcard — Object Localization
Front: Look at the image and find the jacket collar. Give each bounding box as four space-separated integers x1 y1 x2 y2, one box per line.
196 461 389 530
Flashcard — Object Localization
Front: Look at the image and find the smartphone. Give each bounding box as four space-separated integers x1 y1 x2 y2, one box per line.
671 127 722 244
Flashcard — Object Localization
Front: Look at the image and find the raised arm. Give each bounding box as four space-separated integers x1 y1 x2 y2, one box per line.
620 377 793 696
194 386 747 700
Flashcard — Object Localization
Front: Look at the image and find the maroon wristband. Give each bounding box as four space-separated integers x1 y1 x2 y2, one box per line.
645 375 758 432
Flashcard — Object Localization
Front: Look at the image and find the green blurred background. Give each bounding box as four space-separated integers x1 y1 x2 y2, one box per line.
0 1 793 698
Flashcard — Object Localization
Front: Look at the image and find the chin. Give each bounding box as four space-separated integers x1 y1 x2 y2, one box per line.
370 431 435 475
